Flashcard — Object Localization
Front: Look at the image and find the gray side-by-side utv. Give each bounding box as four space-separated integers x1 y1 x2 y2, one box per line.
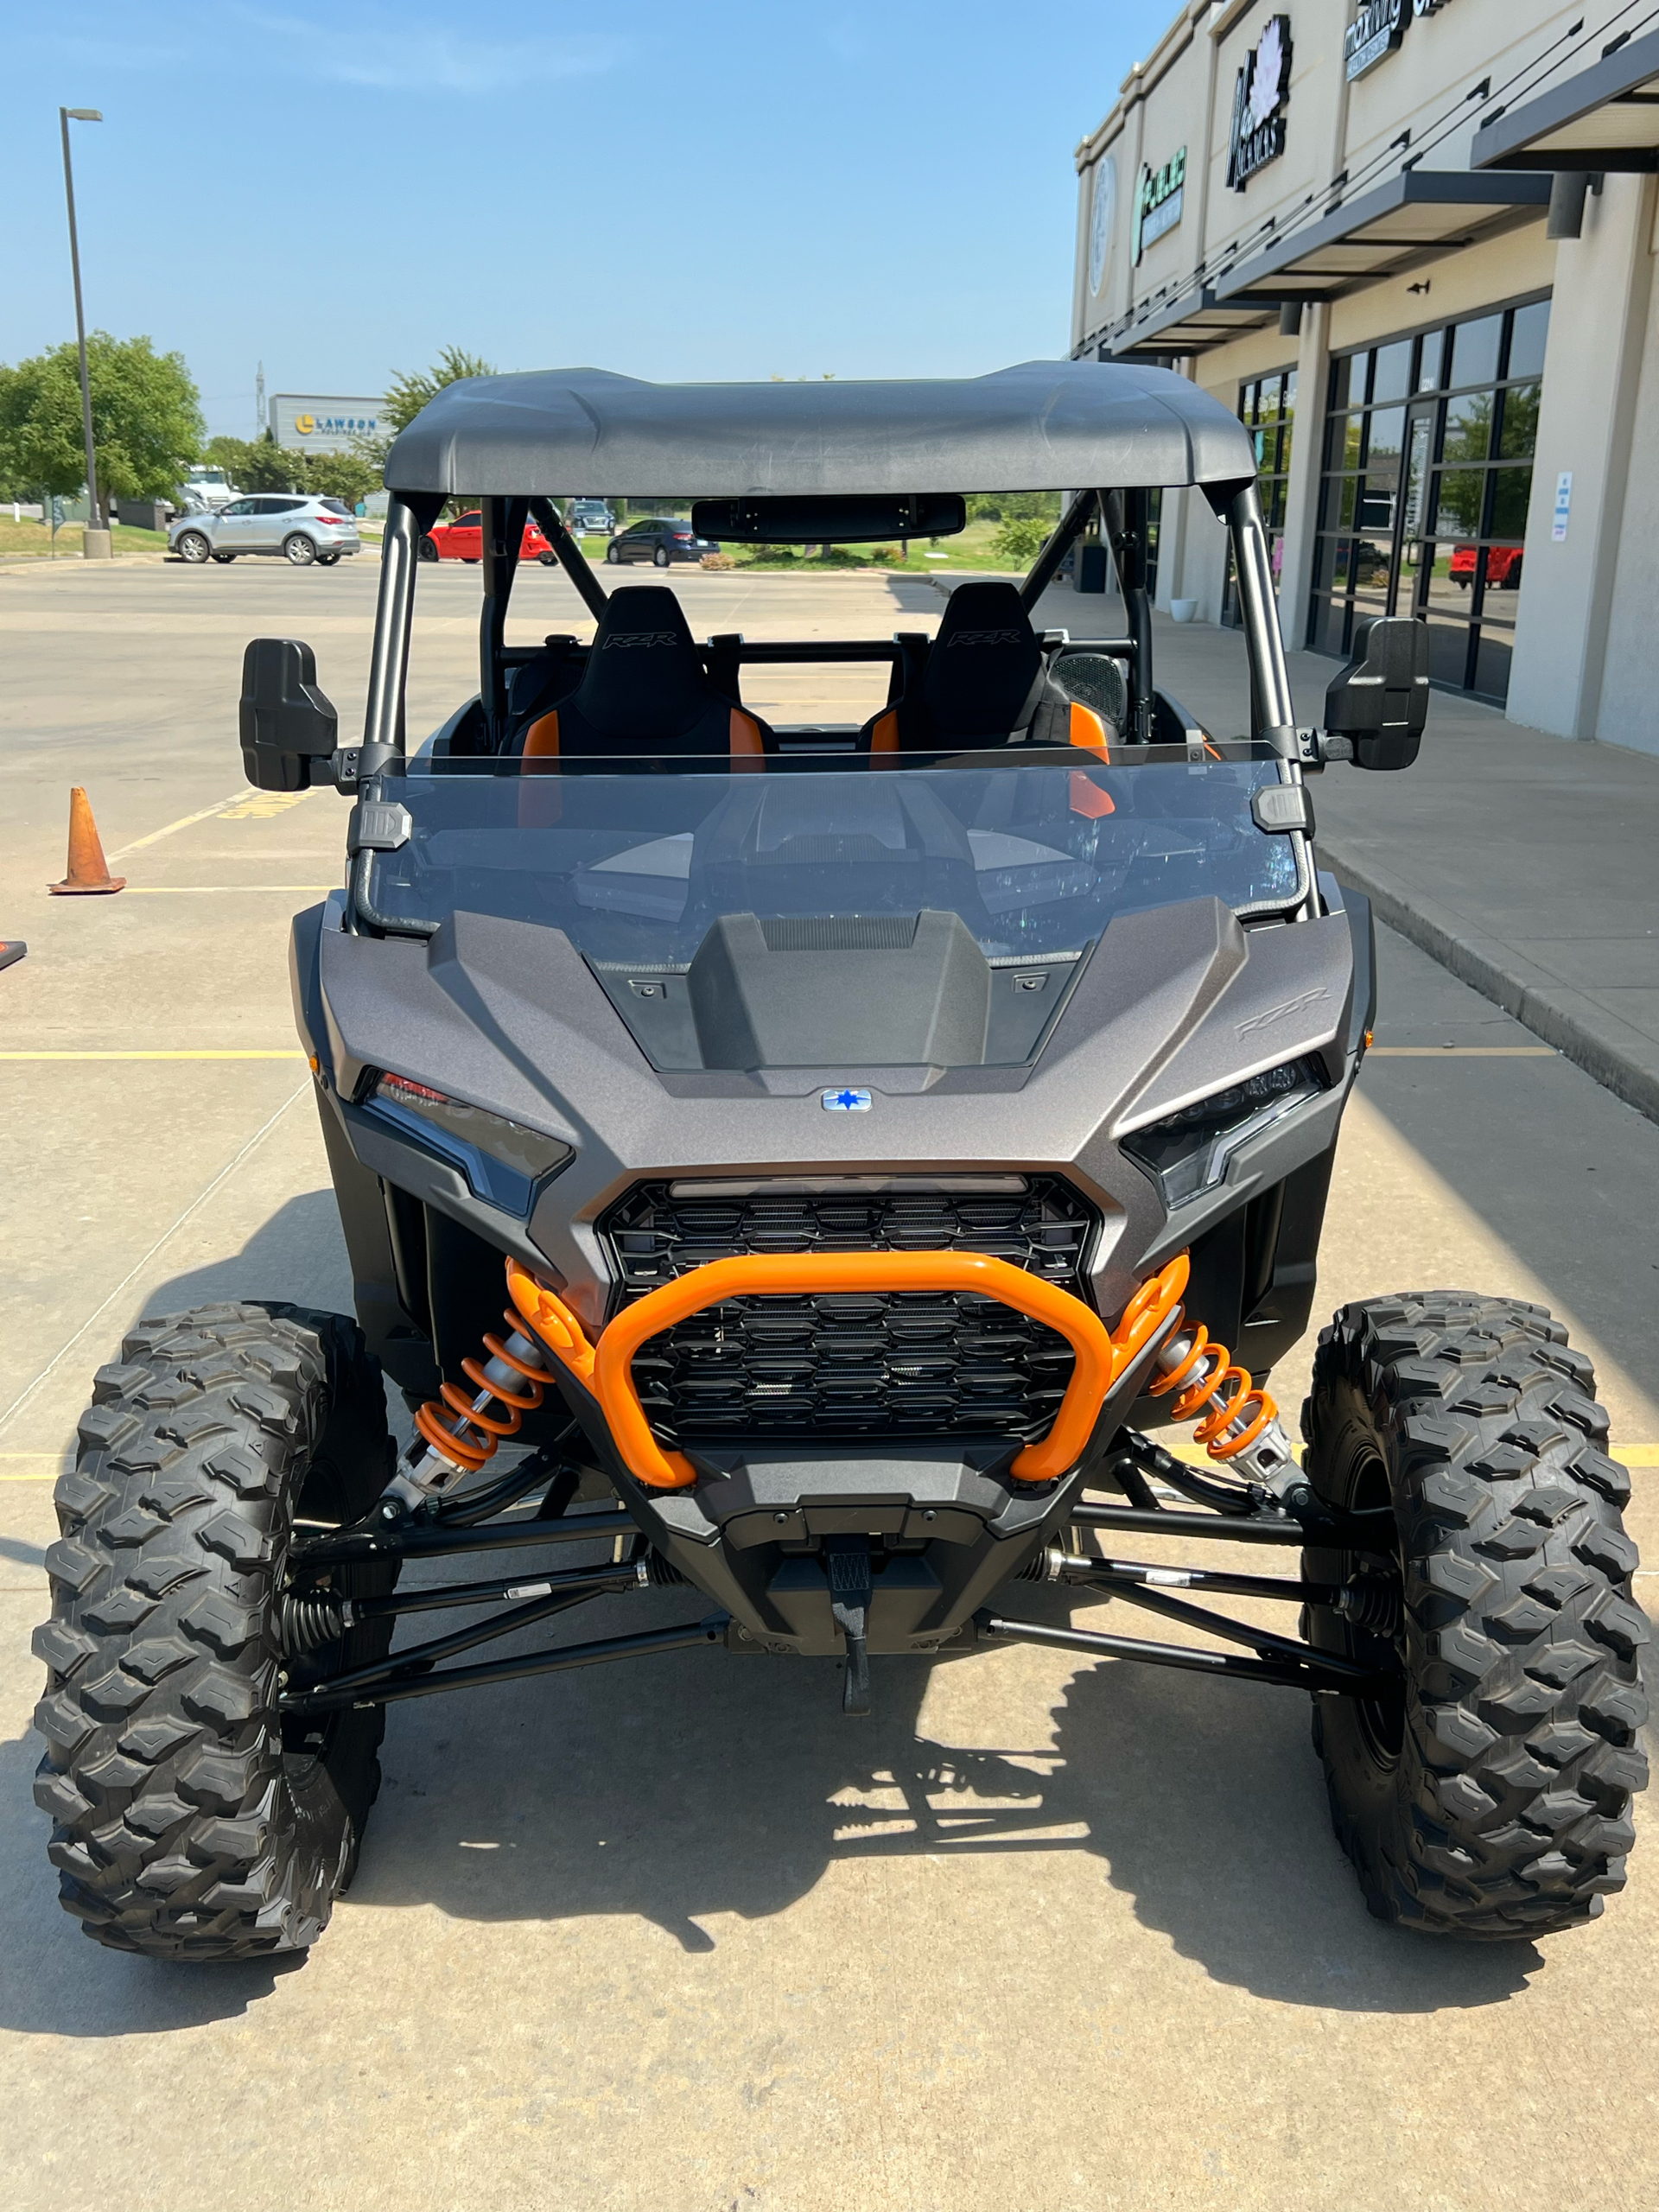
35 361 1647 1959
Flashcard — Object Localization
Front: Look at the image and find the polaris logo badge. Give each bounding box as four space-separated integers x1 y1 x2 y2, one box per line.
605 632 680 650
822 1087 872 1112
1236 985 1328 1038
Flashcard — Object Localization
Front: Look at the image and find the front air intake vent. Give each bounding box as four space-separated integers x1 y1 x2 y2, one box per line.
596 1176 1100 1446
758 913 919 952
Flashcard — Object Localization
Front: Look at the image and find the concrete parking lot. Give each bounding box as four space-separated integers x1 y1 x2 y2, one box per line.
3 556 1656 2211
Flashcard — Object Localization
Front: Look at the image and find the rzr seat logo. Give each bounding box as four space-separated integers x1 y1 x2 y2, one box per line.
604 632 681 650
950 629 1026 648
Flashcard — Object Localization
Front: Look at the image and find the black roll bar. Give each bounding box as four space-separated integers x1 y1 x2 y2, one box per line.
1018 488 1101 613
1101 488 1154 742
528 496 610 621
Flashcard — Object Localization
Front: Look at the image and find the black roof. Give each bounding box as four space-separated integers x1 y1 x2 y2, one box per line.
385 359 1255 498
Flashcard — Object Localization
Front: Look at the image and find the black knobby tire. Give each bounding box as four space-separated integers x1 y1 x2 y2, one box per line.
33 1303 397 1960
1303 1294 1649 1938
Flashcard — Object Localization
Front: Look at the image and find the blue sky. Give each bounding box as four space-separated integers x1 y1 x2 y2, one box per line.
7 1 1141 438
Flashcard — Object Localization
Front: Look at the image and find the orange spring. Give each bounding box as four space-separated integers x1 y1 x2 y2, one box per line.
1147 1314 1277 1462
410 1310 549 1474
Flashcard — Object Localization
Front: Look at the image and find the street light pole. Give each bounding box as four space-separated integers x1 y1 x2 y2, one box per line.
59 106 108 559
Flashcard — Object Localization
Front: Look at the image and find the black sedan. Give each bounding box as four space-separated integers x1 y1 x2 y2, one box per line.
604 517 720 566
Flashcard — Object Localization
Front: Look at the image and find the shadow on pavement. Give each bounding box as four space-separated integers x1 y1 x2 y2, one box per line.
139 1188 350 1320
0 1601 1537 2037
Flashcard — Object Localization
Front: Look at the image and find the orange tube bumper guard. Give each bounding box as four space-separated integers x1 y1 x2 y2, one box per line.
509 1250 1190 1494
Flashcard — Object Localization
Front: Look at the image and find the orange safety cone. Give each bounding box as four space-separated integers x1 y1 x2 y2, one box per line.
48 787 125 895
0 941 24 971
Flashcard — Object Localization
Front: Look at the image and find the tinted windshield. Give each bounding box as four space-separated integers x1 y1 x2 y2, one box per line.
363 751 1306 968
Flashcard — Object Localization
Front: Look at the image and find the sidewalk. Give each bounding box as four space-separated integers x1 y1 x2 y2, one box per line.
1021 586 1659 1124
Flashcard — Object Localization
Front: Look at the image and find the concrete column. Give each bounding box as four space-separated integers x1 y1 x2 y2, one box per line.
1272 299 1331 652
1508 175 1656 739
81 528 111 559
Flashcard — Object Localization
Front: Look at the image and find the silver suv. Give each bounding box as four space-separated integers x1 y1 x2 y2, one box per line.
170 494 361 568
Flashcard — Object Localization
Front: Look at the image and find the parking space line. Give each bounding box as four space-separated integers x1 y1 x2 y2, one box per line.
0 1077 312 1440
1368 1046 1557 1057
0 1050 307 1060
124 886 334 895
105 789 257 862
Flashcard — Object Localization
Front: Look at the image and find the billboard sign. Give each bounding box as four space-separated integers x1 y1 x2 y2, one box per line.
270 394 386 454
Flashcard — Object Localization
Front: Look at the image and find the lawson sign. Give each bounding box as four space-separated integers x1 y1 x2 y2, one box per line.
270 394 386 453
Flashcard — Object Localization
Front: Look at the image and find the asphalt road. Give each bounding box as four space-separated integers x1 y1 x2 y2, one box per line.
2 556 1656 2212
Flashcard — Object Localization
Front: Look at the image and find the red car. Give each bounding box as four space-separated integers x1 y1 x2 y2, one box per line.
418 509 557 565
1449 543 1522 590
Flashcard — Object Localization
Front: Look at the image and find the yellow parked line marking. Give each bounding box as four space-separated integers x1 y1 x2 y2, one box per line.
1368 1046 1557 1057
0 1050 306 1061
218 791 313 819
105 789 257 862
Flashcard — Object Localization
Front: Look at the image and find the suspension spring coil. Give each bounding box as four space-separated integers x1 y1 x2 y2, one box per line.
281 1588 354 1656
1118 1255 1293 1478
411 1310 554 1478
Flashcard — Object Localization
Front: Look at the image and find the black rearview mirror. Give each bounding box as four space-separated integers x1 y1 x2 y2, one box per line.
239 637 338 791
1323 615 1429 771
689 493 965 543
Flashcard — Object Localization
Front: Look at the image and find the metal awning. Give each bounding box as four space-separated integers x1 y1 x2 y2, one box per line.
1471 28 1659 171
1106 283 1277 360
1212 168 1553 306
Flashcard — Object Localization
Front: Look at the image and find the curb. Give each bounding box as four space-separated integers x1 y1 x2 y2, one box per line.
1320 836 1659 1127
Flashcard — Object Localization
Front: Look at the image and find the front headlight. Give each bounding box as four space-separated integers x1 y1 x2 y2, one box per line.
365 1072 572 1215
1121 1056 1325 1208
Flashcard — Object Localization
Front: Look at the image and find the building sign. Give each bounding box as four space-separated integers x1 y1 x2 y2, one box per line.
1088 156 1117 296
1227 16 1293 192
1134 148 1186 262
270 394 386 454
1344 0 1406 80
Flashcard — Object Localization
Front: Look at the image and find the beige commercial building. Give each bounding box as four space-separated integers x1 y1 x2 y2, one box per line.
1071 1 1659 753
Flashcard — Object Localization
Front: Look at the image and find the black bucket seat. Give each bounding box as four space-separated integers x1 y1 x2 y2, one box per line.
518 586 771 761
859 580 1116 755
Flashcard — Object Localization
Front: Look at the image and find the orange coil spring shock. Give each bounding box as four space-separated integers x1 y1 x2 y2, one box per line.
1147 1318 1277 1462
411 1313 551 1476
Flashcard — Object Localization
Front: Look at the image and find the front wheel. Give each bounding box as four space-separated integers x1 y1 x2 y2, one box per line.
283 533 317 566
33 1304 397 1960
1302 1294 1648 1939
175 531 211 564
537 550 558 566
417 536 439 563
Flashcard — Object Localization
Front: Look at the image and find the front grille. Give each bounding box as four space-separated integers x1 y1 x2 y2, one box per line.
596 1178 1098 1445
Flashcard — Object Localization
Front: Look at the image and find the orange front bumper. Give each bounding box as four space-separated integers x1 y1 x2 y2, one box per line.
508 1249 1187 1492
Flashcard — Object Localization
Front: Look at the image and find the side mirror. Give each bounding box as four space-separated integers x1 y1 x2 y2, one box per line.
1323 615 1429 771
238 637 337 791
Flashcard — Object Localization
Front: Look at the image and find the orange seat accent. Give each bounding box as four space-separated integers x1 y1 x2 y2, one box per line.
513 1250 1122 1491
1067 700 1109 749
523 708 560 758
1069 770 1115 819
868 708 899 762
731 706 766 769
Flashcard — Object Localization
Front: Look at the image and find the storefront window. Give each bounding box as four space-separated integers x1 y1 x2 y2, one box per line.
1307 297 1550 702
1222 367 1295 625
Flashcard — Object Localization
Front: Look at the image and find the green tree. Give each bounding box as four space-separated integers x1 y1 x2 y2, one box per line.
990 514 1050 566
350 346 496 478
0 334 203 519
202 431 296 493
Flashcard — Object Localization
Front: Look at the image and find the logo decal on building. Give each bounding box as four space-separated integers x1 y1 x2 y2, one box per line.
1344 0 1406 81
1088 155 1117 296
1134 147 1186 264
1227 15 1293 192
294 412 316 435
